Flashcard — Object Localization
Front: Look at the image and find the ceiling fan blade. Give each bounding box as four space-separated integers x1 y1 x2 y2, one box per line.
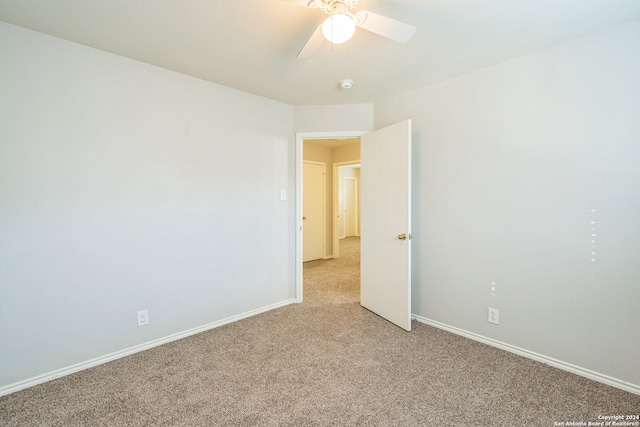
297 24 325 58
281 0 320 8
354 10 416 43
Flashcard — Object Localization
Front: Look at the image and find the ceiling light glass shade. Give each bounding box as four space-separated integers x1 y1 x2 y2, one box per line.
322 14 356 44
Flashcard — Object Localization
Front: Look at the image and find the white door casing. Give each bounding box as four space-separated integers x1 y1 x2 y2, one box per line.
360 120 412 331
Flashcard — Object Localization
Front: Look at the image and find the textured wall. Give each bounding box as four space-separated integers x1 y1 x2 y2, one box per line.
375 20 640 387
0 22 295 390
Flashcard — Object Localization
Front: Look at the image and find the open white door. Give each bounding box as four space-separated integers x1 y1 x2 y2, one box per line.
360 120 412 331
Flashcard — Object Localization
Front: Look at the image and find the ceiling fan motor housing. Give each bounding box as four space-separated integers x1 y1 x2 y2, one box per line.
314 0 358 15
293 0 416 58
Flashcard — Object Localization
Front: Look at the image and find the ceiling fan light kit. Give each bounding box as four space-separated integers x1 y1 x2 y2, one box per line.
285 0 416 58
322 13 356 44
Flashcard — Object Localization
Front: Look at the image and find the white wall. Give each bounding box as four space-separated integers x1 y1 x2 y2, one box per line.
294 104 373 133
375 20 640 388
0 23 295 391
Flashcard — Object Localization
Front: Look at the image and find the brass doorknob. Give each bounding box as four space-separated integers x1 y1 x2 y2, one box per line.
397 233 407 240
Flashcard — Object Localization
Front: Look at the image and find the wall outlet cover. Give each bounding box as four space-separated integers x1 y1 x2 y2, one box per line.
137 309 149 327
488 307 499 325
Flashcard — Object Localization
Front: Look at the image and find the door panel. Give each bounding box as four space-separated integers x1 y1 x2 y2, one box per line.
360 120 412 331
303 162 325 262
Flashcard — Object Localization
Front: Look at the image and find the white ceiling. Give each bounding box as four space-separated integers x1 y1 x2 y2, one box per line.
1 0 639 106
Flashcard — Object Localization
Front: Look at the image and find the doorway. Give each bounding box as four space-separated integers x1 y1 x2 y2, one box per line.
296 131 366 303
297 121 412 330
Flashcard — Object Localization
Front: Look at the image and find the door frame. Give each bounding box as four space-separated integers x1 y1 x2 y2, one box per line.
295 131 368 303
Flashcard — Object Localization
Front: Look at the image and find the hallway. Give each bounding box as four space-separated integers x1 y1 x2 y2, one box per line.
303 236 360 305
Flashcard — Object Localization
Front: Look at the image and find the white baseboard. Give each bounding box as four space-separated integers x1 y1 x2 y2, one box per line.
0 299 297 397
413 315 640 395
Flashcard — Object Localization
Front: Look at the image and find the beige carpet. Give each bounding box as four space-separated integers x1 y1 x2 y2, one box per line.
1 237 638 426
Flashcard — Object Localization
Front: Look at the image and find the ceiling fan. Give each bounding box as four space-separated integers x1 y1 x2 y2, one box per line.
282 0 416 58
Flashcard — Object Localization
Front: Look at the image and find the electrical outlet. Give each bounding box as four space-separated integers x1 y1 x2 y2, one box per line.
137 309 149 327
488 307 499 325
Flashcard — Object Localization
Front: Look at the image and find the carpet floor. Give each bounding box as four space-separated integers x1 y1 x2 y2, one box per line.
1 237 638 426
